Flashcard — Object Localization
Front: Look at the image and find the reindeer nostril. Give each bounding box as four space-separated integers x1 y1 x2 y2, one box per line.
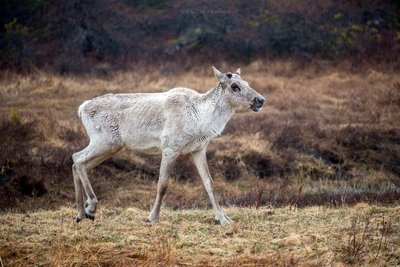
254 97 265 106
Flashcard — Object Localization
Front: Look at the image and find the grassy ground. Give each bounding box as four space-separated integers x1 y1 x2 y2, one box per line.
1 204 399 266
1 59 400 265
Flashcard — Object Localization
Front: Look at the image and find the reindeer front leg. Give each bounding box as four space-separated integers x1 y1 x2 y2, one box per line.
147 151 178 223
191 147 233 226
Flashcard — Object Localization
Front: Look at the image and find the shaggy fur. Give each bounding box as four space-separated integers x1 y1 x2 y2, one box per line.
72 67 265 226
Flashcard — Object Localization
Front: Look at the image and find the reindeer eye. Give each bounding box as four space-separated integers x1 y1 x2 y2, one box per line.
231 83 241 92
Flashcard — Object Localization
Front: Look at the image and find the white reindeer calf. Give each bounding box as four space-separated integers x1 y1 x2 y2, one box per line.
72 67 265 226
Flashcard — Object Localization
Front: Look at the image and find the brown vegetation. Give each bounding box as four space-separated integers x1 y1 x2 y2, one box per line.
1 59 400 264
1 205 399 266
1 59 399 211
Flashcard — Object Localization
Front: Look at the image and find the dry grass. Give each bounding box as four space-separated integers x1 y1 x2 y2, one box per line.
1 204 399 266
1 59 400 210
1 59 400 265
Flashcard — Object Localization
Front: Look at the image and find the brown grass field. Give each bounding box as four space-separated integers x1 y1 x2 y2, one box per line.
1 204 399 266
1 59 400 265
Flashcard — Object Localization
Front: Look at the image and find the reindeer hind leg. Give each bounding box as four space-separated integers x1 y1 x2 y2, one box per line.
72 163 85 222
72 141 122 222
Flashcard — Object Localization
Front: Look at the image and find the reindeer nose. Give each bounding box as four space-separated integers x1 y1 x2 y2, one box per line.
254 97 265 107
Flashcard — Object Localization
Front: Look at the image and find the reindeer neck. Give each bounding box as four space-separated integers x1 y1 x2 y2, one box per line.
203 83 233 115
192 83 234 136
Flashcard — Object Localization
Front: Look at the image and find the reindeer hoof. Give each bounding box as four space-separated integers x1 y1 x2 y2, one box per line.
144 217 159 224
85 212 95 221
215 214 233 226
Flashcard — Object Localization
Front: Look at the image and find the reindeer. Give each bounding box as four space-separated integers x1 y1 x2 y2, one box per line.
72 67 265 226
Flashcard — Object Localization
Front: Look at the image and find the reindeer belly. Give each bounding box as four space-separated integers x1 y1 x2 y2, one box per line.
123 134 161 154
120 125 162 154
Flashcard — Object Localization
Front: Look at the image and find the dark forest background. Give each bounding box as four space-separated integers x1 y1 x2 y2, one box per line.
1 0 399 73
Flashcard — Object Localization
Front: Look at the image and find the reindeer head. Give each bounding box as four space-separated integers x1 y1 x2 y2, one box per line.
212 66 266 112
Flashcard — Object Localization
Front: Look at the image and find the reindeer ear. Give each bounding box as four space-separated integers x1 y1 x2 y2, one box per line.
236 68 241 75
212 66 224 81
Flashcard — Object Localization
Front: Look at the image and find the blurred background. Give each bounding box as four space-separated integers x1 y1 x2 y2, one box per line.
0 0 399 211
1 0 399 72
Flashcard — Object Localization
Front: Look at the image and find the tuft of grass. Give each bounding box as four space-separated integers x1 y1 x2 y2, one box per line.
345 217 371 264
10 107 21 125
